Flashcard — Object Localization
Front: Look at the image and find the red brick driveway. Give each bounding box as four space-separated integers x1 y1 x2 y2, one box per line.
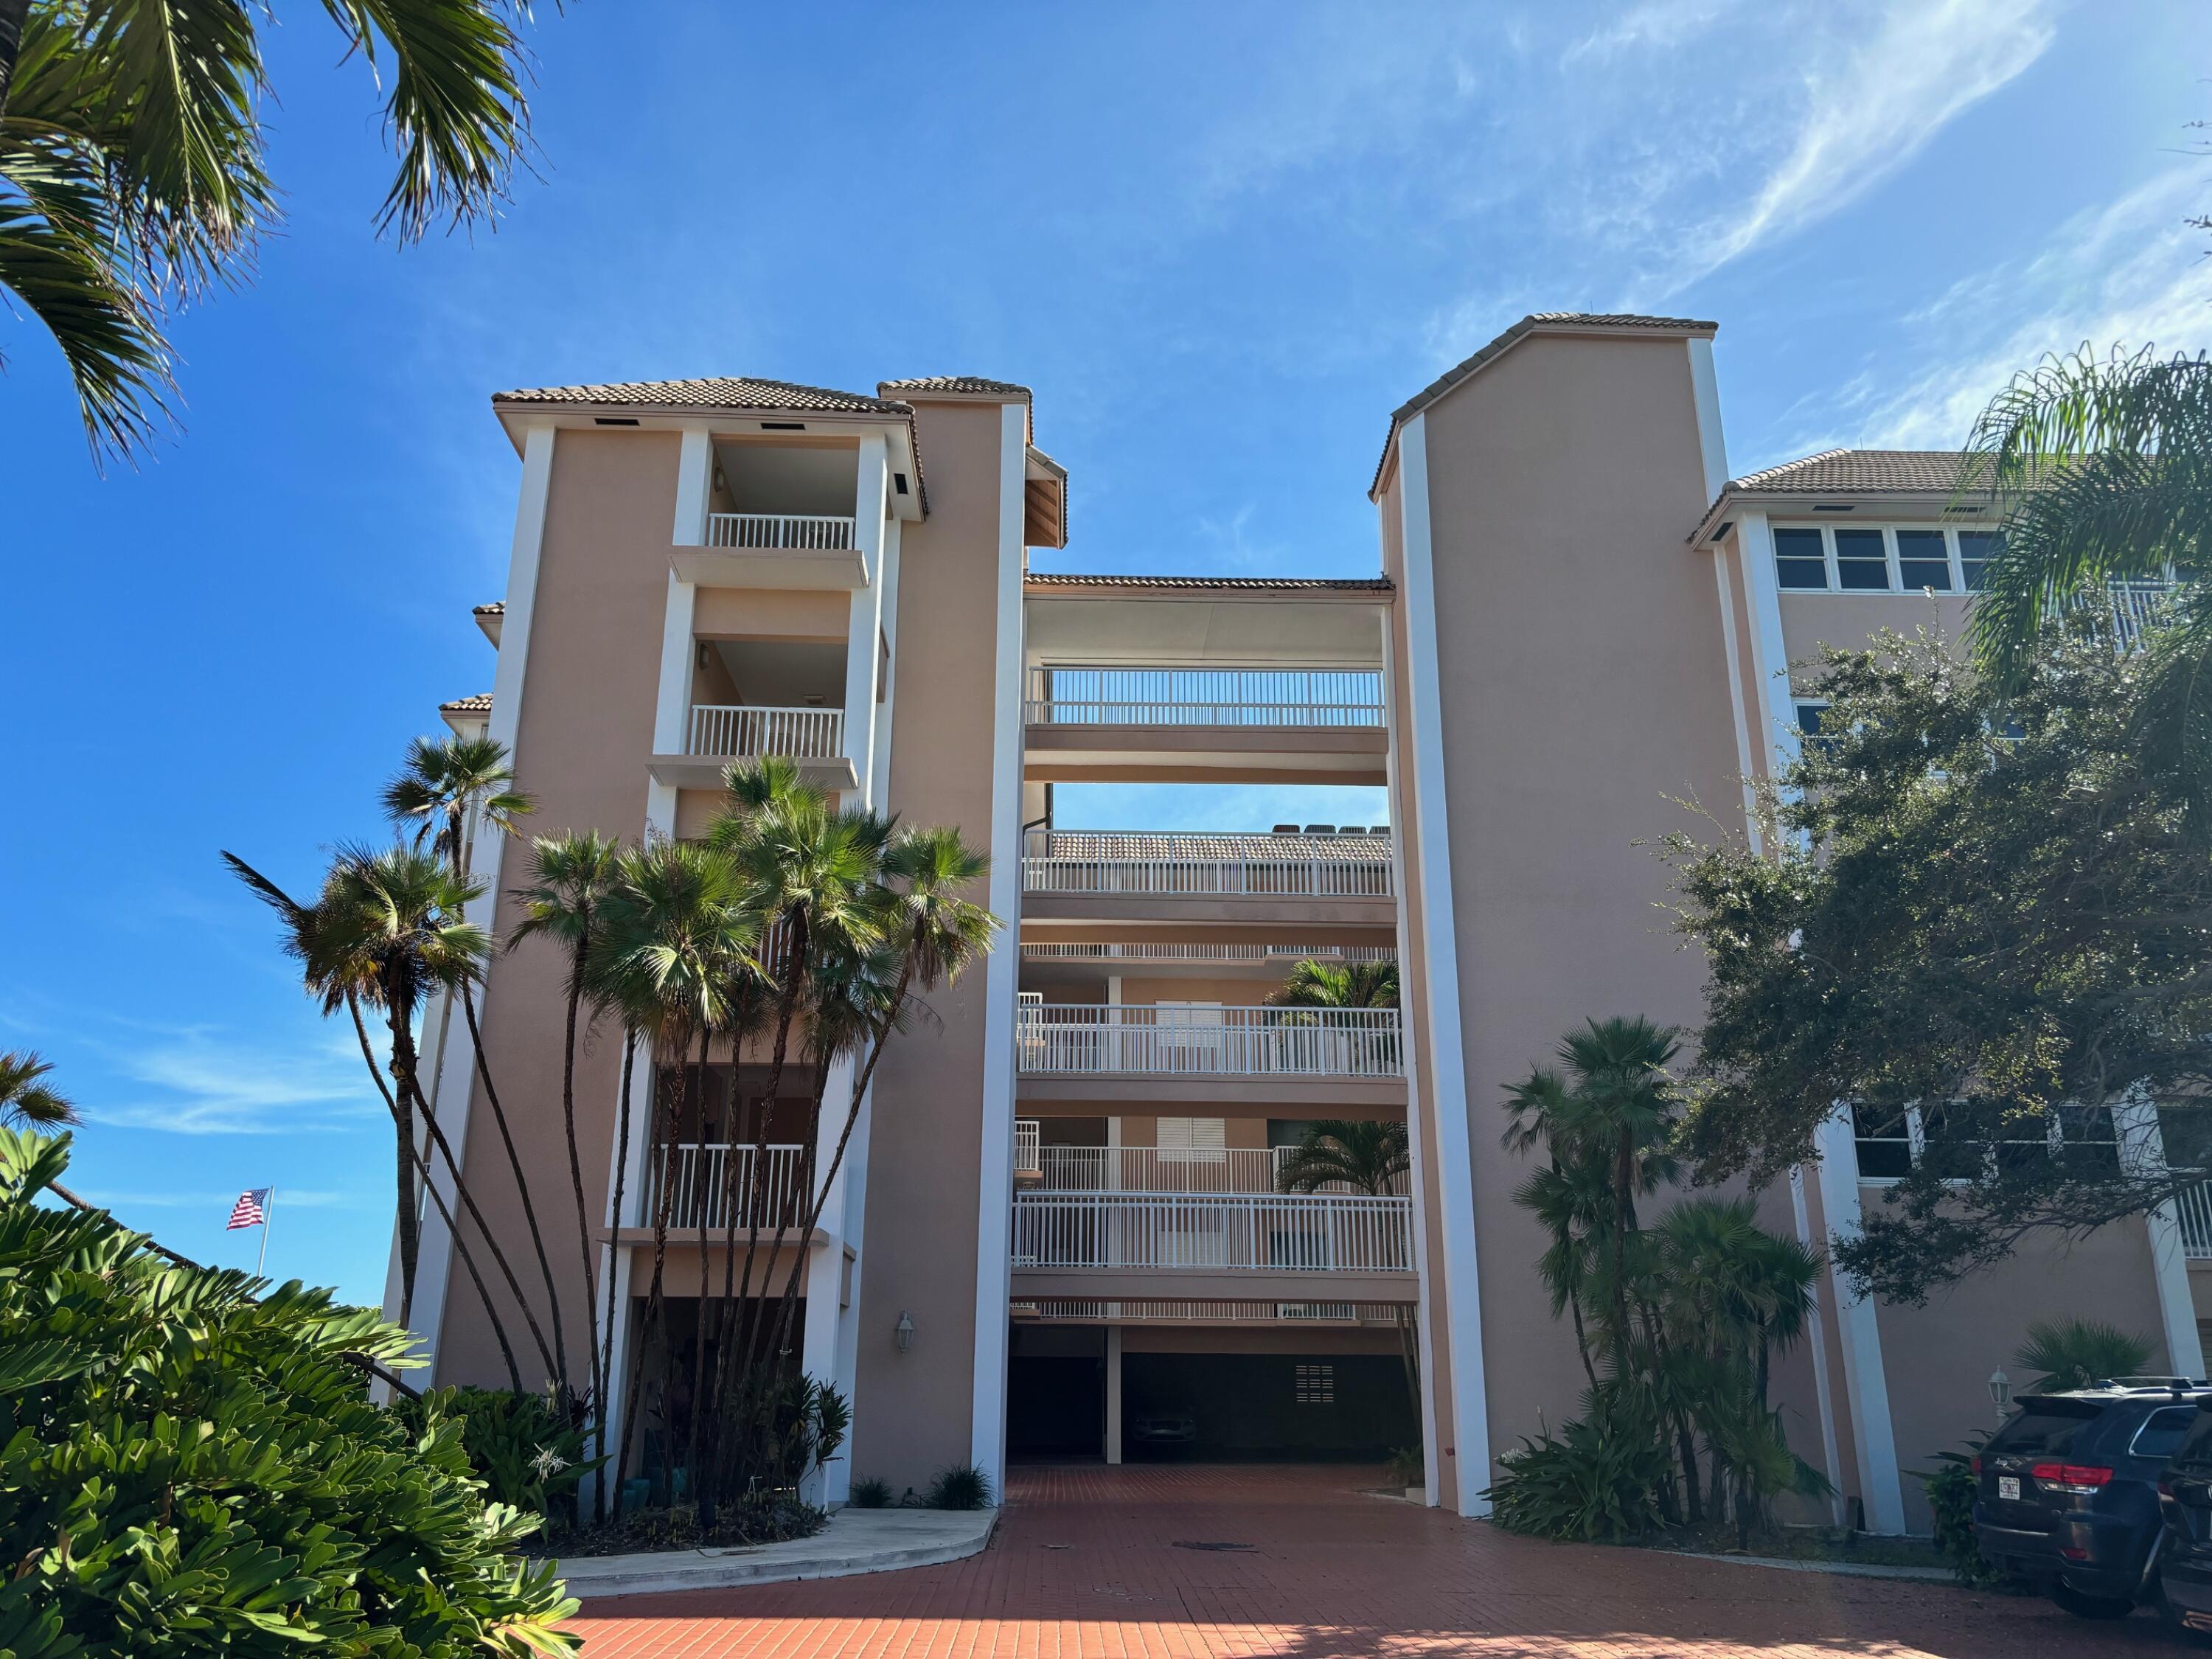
568 1464 2171 1656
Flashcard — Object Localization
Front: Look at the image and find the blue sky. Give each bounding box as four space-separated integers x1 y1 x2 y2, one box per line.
3 0 2205 1304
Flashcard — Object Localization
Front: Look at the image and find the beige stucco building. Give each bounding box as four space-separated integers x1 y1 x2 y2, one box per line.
405 317 2205 1532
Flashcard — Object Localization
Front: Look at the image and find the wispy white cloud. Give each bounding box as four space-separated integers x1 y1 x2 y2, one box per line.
72 1186 364 1211
1644 0 2057 298
1563 0 1739 63
80 1025 381 1137
1778 167 2212 457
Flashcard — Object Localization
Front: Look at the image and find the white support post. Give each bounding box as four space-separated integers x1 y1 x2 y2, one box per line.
1394 414 1492 1515
969 401 1029 1489
1105 1325 1124 1464
842 434 889 801
672 428 713 548
1789 1166 1848 1525
1735 509 1799 775
1812 1107 1907 1533
2116 1095 2207 1379
409 422 554 1380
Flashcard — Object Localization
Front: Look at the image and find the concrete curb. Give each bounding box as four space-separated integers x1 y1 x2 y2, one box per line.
1665 1549 1955 1582
553 1507 999 1599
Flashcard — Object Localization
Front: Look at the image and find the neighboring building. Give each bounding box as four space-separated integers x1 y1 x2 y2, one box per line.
403 318 2200 1532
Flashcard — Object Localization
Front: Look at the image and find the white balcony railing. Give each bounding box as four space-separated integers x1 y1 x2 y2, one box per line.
1014 1299 1407 1324
1018 1004 1403 1078
639 1142 807 1231
687 704 844 759
1020 942 1398 966
1025 664 1384 728
2110 580 2177 653
1012 1191 1413 1272
1022 833 1392 899
1018 1141 1402 1196
2173 1180 2212 1260
704 513 857 552
1014 1119 1042 1179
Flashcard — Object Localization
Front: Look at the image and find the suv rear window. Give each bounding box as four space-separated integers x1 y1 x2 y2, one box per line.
2134 1407 2198 1461
2174 1408 2212 1468
1989 1399 2104 1458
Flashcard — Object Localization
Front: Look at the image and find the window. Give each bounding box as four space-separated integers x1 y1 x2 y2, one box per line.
1157 1115 1227 1164
1834 527 1890 591
1794 700 1837 756
1851 1102 1914 1179
1958 530 2003 592
2057 1105 2122 1178
2134 1408 2198 1461
1988 1399 2101 1458
1896 529 1952 591
1295 1363 1335 1405
1774 526 1830 589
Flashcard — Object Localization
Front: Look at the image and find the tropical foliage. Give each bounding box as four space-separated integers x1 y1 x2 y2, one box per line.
2013 1317 2156 1393
1275 1117 1419 1413
0 1048 75 1127
1267 956 1399 1010
0 1127 577 1655
1664 619 2212 1301
390 1385 599 1531
1964 347 2212 824
0 0 541 461
228 736 999 1537
1486 1018 1826 1546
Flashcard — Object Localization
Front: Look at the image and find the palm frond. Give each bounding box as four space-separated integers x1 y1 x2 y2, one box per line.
0 1051 80 1128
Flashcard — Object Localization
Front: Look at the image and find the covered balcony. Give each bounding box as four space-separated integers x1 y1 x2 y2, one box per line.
1021 828 1395 927
635 1141 808 1231
649 637 860 790
672 435 901 588
1023 664 1390 785
1018 1004 1402 1078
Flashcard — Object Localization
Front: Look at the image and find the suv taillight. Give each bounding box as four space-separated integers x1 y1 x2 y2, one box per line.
2031 1462 2114 1495
1970 1455 1982 1475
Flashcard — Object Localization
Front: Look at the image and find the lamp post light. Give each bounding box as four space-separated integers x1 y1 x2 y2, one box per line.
895 1311 915 1354
1989 1368 2012 1425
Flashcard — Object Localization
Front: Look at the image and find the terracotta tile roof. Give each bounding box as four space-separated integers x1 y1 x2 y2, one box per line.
492 376 909 415
1040 831 1391 862
878 375 1032 397
473 602 504 616
1026 573 1392 594
1372 313 1718 496
440 693 493 713
1725 448 1994 495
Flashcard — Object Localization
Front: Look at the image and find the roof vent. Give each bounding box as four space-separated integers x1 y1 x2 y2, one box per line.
593 416 640 427
1812 504 1854 512
760 420 807 431
892 473 910 496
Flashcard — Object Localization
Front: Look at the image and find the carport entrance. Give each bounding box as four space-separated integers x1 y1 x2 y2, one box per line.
1123 1350 1413 1461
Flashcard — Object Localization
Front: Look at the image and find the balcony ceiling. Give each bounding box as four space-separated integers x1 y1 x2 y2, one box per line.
1024 597 1383 665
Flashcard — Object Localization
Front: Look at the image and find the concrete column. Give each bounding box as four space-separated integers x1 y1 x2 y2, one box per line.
2116 1095 2207 1379
842 434 889 800
1812 1107 1907 1533
1105 1326 1124 1464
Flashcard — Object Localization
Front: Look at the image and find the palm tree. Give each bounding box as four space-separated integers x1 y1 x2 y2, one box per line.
1964 347 2212 818
1276 1119 1419 1412
508 830 623 1433
1 0 538 462
0 1050 76 1127
591 838 759 1509
383 734 535 878
1268 957 1399 1009
2014 1317 2155 1392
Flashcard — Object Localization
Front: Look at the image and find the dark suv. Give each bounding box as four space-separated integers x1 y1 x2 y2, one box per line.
1975 1381 2209 1619
2153 1400 2212 1636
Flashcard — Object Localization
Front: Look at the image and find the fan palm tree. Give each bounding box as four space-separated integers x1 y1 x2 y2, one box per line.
1964 347 2212 820
1267 957 1399 1009
383 734 535 879
0 1050 76 1127
508 829 623 1427
2014 1316 2156 1392
1276 1118 1420 1412
1 0 538 462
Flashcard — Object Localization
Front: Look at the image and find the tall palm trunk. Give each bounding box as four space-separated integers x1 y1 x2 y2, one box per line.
684 1025 715 1520
392 1074 420 1326
557 937 602 1427
614 1055 681 1509
348 994 519 1389
738 1034 837 1412
597 1028 637 1522
458 984 571 1402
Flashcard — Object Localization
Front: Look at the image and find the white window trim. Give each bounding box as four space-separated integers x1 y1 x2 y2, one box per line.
1771 521 2002 597
1852 1099 2123 1185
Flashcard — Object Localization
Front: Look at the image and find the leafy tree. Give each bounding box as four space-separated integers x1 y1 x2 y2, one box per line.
2014 1317 2156 1392
0 1048 75 1127
0 0 540 462
0 1127 579 1655
1965 347 2212 821
1665 619 2212 1302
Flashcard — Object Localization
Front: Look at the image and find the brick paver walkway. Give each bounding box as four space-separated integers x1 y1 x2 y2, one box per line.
567 1464 2163 1656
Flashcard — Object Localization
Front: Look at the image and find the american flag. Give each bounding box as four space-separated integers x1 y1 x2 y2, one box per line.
226 1189 270 1231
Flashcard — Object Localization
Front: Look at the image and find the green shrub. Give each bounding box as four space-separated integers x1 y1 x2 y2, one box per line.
0 1129 577 1655
1484 1400 1671 1543
392 1385 599 1530
1916 1446 2011 1589
848 1476 893 1509
1385 1446 1424 1489
925 1463 992 1510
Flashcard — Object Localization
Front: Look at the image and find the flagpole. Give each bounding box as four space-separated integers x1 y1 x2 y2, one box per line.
258 1189 274 1277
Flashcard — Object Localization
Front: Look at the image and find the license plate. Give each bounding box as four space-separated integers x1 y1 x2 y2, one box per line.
1999 1476 2021 1500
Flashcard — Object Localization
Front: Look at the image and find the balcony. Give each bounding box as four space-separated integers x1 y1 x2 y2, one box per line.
1023 831 1391 898
1012 1298 1408 1325
1018 1004 1402 1078
1012 1130 1403 1197
673 512 869 591
649 703 858 792
1023 664 1389 785
2174 1180 2212 1259
1020 942 1398 969
636 1141 807 1231
1012 1191 1413 1283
